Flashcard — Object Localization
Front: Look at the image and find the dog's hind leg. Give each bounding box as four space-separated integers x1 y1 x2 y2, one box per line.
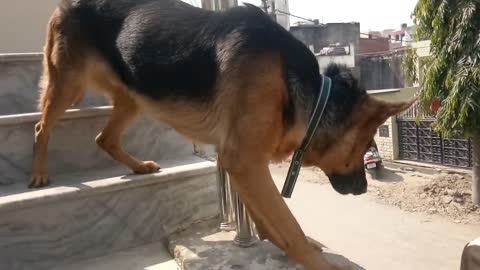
95 92 160 174
32 79 84 188
31 11 86 188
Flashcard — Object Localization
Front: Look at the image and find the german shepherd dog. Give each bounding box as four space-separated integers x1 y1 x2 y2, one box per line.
32 0 414 269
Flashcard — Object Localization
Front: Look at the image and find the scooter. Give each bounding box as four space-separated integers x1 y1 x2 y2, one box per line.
364 140 382 179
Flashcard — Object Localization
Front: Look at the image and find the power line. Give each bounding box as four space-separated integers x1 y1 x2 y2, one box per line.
274 9 317 24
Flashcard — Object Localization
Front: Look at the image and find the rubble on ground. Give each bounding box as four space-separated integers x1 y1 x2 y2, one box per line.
374 172 480 224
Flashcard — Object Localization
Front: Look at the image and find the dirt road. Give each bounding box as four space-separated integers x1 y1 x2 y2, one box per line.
269 164 479 270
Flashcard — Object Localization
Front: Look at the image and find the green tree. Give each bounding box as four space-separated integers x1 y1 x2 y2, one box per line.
404 0 480 205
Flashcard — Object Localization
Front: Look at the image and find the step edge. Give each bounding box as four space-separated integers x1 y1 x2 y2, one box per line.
0 161 217 213
0 52 43 63
0 106 113 126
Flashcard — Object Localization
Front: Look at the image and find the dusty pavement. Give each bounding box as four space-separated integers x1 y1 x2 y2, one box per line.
269 163 479 270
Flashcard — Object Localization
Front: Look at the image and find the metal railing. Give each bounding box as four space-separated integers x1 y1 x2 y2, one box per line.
216 160 258 247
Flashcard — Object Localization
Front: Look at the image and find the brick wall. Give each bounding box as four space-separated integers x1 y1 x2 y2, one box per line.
359 38 389 54
374 116 398 160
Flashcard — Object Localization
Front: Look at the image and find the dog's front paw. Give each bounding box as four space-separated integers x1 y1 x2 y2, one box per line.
307 236 325 253
133 161 161 174
29 173 50 188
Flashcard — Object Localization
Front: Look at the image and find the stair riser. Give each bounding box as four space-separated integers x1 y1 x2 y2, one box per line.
0 57 108 115
0 113 195 185
0 171 218 270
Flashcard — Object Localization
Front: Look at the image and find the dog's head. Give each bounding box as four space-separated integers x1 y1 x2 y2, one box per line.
301 64 415 195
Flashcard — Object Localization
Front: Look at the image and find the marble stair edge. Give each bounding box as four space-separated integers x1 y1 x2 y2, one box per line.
0 106 201 185
0 158 216 212
0 161 219 270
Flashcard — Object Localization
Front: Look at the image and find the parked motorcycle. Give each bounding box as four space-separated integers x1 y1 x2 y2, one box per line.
364 140 382 179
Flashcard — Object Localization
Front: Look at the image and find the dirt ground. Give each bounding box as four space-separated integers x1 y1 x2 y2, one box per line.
271 161 480 225
370 167 480 225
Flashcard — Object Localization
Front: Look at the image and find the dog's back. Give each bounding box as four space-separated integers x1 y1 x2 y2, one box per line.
56 0 301 102
32 0 323 188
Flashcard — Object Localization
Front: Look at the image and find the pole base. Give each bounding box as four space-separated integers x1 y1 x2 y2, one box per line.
219 222 235 231
233 235 259 248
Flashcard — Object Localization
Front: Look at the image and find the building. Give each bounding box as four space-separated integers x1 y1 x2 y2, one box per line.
289 22 360 73
0 0 287 52
359 33 390 54
273 0 290 31
382 23 416 50
201 0 237 11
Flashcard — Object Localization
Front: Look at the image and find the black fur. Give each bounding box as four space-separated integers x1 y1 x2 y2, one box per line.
63 0 365 128
65 0 289 101
322 64 367 127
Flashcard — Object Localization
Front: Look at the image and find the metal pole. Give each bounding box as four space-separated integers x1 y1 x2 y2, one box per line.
232 191 258 247
216 161 235 231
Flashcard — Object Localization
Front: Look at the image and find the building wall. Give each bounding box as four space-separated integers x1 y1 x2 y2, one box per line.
367 87 418 101
289 23 360 55
316 43 356 72
358 51 411 90
289 22 360 77
274 0 290 30
359 38 389 54
368 87 418 160
412 40 431 57
374 116 397 160
0 0 60 53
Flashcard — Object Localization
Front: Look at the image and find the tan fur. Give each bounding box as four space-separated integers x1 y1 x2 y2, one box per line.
32 8 413 270
303 96 416 177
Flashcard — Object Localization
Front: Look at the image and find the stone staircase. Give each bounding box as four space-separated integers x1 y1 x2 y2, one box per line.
0 53 218 270
0 53 363 270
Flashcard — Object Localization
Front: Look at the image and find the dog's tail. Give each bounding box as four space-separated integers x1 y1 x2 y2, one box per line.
38 9 60 112
38 1 85 111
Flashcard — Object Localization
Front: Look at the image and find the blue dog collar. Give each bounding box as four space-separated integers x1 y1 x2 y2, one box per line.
281 74 332 198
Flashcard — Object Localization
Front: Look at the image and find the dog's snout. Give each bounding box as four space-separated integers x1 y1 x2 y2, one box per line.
328 168 367 195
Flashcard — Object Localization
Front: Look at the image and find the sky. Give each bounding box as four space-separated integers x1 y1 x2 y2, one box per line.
239 0 419 32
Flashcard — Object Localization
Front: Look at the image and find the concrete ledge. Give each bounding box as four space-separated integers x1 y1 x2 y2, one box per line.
0 157 219 270
367 88 401 94
52 241 179 270
0 106 197 184
384 160 471 176
0 157 216 212
168 221 364 270
0 53 43 62
0 106 112 126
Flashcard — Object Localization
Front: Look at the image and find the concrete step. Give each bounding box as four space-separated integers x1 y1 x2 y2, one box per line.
0 157 219 270
0 53 108 115
0 106 196 185
168 220 364 270
51 241 179 270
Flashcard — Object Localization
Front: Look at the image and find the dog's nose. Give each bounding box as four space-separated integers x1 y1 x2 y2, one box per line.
328 168 367 195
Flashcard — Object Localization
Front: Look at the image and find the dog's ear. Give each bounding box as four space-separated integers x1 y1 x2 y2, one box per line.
382 96 418 117
366 96 417 124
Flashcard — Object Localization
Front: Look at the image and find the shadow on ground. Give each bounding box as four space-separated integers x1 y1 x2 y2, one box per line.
368 167 405 183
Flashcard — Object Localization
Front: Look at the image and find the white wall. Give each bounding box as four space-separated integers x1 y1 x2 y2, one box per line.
274 0 290 30
0 0 60 53
316 43 356 73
